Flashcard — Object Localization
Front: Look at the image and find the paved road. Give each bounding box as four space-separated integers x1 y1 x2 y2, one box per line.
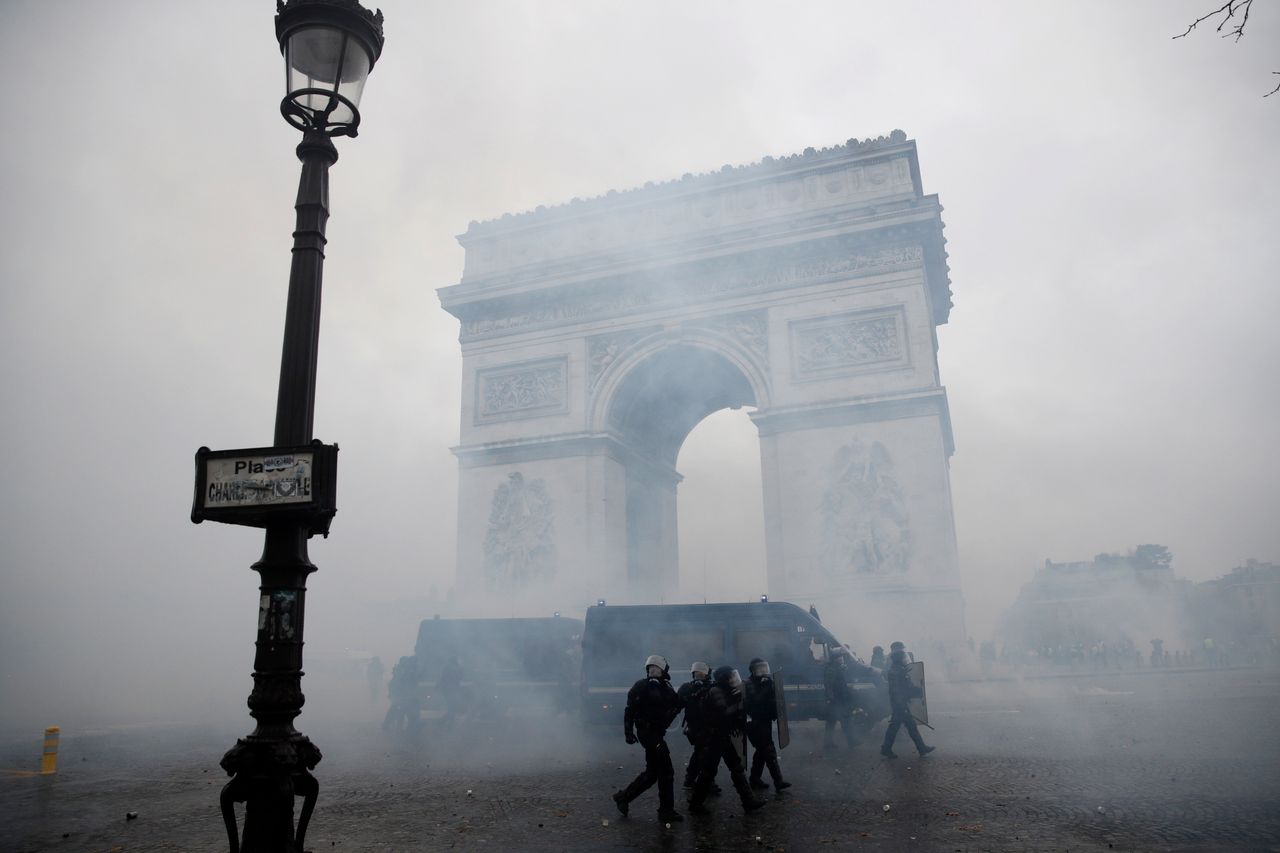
3 667 1278 851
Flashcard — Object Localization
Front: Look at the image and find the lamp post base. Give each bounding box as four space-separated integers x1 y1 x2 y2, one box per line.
220 734 322 853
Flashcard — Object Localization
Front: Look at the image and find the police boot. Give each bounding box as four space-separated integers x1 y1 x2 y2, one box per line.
732 774 767 812
657 807 685 823
917 744 936 756
880 729 898 758
768 760 791 790
749 776 770 790
611 790 630 817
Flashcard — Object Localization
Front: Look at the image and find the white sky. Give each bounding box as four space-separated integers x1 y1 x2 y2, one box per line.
1 1 1276 729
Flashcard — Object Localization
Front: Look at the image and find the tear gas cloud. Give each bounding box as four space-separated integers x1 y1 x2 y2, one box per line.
0 1 1276 768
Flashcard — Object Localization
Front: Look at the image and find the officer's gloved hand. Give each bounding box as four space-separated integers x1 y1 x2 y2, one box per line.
625 731 637 745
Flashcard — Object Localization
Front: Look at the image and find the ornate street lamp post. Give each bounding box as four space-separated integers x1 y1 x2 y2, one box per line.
205 2 384 851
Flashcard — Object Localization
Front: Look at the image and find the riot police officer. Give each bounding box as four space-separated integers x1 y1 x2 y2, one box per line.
677 661 718 791
823 647 857 750
613 654 685 822
382 656 421 734
688 666 767 815
881 641 935 758
745 658 791 791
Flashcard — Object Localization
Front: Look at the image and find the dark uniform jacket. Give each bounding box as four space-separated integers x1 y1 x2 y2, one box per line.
677 678 712 735
701 682 746 736
744 675 777 723
824 659 853 709
624 676 683 747
885 659 921 711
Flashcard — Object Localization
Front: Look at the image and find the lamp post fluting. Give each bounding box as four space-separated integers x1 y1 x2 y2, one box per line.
210 2 384 851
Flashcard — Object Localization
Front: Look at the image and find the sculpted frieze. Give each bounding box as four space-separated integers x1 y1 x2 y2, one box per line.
820 439 912 577
476 357 568 422
791 307 909 378
587 327 658 394
483 472 557 586
691 310 769 363
459 243 923 341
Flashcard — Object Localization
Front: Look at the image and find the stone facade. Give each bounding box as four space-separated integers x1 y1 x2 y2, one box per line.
439 131 965 645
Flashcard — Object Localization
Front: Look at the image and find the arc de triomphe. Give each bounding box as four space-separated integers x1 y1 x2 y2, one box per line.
439 131 965 646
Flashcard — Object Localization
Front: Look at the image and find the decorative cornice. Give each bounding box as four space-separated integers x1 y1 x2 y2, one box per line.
451 432 683 488
462 131 910 236
751 387 954 457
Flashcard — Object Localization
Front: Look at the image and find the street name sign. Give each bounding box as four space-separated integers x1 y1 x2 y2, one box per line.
192 442 338 536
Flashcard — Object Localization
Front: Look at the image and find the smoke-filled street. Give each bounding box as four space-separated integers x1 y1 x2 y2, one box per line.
4 665 1277 852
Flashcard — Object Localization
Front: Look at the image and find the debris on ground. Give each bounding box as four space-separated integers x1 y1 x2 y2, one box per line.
125 812 138 821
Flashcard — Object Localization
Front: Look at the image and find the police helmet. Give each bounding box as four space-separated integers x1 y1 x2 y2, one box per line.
889 641 905 652
691 661 710 676
712 665 742 688
748 657 770 677
645 654 670 676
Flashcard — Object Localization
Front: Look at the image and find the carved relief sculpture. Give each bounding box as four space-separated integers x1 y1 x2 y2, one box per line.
693 311 768 362
792 307 908 378
587 328 657 394
820 439 912 577
476 358 567 422
483 472 558 586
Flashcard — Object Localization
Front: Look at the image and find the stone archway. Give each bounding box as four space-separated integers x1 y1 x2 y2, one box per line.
440 132 966 645
595 337 762 597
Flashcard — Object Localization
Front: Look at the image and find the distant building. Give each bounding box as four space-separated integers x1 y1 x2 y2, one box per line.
998 546 1193 654
1190 560 1280 661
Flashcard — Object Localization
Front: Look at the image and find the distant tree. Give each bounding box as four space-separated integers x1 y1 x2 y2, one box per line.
1132 544 1174 572
1173 0 1279 97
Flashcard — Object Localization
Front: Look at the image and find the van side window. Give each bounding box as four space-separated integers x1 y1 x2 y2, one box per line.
734 630 794 668
810 639 828 662
657 630 723 670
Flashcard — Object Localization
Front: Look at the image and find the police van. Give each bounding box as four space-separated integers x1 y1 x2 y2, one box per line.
412 616 584 718
580 601 886 727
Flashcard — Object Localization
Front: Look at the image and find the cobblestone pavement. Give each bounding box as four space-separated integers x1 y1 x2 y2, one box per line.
3 667 1278 852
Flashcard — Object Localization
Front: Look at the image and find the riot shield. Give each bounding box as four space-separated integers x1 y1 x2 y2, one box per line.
774 670 790 750
907 660 929 727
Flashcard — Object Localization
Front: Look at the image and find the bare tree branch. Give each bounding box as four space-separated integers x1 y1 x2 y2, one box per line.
1174 0 1276 99
1173 0 1253 40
